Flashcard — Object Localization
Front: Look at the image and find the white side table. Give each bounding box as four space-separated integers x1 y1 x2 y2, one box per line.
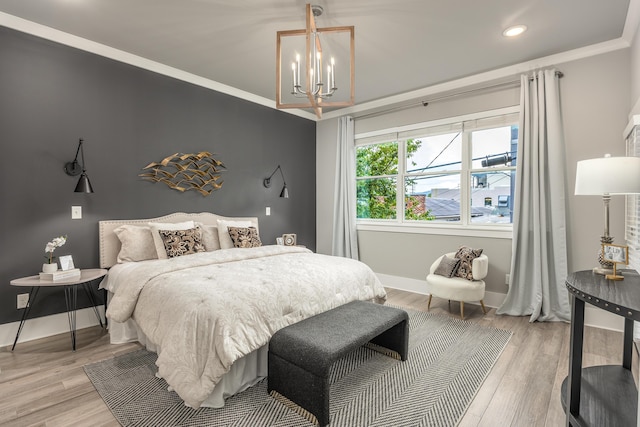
10 268 107 351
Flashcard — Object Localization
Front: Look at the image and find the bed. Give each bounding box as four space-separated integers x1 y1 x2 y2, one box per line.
98 212 387 409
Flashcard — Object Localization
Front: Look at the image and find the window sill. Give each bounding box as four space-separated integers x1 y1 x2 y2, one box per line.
356 221 513 239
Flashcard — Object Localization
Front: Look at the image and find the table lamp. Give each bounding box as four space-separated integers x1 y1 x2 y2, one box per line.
575 154 640 274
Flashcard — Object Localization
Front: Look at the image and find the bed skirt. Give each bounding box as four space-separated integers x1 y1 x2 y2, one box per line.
107 294 268 408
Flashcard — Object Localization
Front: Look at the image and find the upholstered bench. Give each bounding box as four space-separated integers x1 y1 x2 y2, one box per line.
268 300 409 426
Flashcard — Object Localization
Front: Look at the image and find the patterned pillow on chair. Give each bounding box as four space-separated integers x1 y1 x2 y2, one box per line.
454 246 483 280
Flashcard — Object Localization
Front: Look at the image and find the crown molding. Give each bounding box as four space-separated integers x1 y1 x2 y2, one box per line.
622 0 640 44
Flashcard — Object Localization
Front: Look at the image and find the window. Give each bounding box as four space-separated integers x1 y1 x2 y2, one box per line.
356 109 518 227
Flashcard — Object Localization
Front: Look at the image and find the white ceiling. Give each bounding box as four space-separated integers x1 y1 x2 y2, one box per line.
0 0 634 119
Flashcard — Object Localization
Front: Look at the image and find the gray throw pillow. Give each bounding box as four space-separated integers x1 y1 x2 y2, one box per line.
434 255 461 278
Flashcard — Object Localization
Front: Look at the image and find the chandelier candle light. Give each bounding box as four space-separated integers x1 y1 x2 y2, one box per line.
276 4 354 118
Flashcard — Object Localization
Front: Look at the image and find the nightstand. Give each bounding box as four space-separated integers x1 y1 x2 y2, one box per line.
10 268 107 351
562 270 640 426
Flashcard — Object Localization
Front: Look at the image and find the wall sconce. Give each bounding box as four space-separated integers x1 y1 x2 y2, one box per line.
264 165 289 198
64 138 94 193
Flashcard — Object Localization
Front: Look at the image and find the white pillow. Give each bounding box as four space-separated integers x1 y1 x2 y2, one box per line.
197 223 221 251
113 225 157 263
217 220 253 249
148 221 196 259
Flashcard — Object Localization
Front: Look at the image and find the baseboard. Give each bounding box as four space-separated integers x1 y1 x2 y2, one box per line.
583 306 624 332
377 272 625 333
377 272 507 309
0 306 105 348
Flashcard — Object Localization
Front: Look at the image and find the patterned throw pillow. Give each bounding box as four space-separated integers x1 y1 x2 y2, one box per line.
228 226 262 248
159 228 205 258
454 246 483 280
433 255 461 278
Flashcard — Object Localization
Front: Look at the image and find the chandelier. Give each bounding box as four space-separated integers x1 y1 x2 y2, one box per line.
276 4 355 119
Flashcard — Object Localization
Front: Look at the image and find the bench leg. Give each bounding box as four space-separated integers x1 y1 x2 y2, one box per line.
370 318 409 361
268 352 330 426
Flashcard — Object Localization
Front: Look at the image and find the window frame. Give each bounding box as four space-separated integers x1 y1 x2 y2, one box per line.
355 106 519 239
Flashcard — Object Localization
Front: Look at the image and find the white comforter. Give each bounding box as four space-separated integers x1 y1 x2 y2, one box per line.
104 245 386 408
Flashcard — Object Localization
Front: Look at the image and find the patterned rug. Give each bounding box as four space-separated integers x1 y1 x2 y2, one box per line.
84 308 511 427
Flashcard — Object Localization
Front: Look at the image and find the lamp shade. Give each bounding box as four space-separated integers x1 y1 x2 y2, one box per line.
575 155 640 195
74 173 94 193
280 184 289 198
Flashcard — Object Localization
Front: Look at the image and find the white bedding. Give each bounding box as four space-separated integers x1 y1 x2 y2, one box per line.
103 245 386 408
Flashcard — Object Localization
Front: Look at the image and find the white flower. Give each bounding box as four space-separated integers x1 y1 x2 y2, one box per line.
44 235 67 264
44 235 67 253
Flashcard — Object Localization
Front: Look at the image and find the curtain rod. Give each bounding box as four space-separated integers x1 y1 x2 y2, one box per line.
355 70 563 120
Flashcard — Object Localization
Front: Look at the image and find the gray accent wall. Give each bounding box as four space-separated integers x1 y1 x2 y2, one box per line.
0 27 316 325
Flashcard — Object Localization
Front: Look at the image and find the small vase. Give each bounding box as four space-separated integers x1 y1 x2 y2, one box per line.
42 263 58 274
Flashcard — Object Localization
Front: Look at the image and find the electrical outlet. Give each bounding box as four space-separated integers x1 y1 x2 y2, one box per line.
17 293 29 309
266 207 271 216
505 274 510 285
71 206 82 219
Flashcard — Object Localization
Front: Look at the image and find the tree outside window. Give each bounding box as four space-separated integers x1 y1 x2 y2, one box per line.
356 140 434 220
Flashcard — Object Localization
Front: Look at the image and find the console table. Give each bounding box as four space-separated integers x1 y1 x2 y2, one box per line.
562 270 640 426
10 268 107 351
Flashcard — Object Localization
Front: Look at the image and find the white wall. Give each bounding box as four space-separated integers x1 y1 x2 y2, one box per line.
562 49 631 273
317 48 631 299
316 118 339 255
631 12 640 115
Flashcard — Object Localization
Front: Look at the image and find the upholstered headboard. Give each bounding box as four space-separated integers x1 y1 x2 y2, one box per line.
98 212 259 269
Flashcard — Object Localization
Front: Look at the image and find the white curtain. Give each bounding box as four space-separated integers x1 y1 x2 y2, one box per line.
332 116 359 259
496 69 570 322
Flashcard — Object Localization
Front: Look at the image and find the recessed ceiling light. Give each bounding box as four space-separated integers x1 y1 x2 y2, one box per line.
503 25 527 37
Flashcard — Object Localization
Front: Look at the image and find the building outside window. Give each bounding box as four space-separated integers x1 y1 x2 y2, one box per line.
356 109 518 227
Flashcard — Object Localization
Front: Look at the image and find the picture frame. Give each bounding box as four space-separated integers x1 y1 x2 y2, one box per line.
276 237 284 245
602 243 628 280
282 233 297 246
602 243 628 264
59 255 75 271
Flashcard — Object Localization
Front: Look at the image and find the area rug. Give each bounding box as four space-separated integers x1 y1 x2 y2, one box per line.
84 308 511 427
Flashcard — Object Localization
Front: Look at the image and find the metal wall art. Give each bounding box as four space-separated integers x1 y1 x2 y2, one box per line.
140 151 226 196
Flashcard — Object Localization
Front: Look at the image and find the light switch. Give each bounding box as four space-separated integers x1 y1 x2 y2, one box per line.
71 206 82 219
266 207 271 216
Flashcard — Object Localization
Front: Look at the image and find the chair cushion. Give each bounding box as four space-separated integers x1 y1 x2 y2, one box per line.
426 274 486 302
454 246 483 280
434 255 460 278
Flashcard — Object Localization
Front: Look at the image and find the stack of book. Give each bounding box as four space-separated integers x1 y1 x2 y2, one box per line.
39 268 81 281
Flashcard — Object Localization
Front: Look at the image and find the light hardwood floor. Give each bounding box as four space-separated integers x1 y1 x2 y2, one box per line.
0 288 634 427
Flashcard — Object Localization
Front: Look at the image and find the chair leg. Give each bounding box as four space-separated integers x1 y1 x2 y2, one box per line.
427 294 432 311
480 299 487 314
460 301 465 320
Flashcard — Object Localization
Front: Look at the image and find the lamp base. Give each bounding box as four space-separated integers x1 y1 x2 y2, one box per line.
593 267 614 275
605 273 624 281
